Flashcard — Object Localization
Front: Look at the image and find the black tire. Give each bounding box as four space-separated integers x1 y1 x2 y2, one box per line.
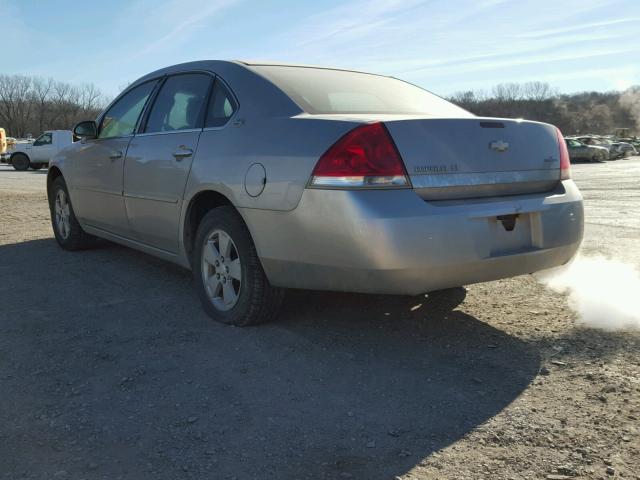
30 163 44 170
193 206 284 326
49 176 96 250
12 153 30 171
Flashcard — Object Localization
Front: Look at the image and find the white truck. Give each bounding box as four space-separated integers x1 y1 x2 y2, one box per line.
1 130 74 171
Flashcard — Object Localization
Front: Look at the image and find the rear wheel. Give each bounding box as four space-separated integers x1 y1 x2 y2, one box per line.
12 153 30 171
49 177 96 250
193 206 283 326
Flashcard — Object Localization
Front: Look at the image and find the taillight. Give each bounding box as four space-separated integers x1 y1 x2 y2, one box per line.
309 122 410 188
556 127 571 180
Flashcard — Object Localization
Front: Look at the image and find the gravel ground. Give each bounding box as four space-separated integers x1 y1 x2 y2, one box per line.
0 159 638 480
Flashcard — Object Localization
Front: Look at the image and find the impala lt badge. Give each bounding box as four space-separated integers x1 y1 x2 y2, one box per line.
490 140 509 152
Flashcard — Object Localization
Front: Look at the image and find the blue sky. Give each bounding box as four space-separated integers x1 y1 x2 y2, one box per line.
4 0 640 98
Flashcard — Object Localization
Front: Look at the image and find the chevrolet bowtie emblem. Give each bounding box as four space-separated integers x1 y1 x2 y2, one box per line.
489 140 509 152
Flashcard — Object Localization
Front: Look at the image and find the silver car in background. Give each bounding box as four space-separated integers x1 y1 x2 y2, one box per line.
565 138 609 162
47 61 584 326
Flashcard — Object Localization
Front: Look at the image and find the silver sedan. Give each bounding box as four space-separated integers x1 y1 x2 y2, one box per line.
47 61 584 325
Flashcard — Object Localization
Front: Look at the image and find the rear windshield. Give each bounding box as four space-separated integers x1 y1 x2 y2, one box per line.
251 65 471 117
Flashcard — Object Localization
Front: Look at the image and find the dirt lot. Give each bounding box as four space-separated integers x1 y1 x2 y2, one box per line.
0 159 639 480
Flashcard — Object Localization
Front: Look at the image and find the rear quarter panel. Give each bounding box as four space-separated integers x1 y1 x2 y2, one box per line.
184 116 359 211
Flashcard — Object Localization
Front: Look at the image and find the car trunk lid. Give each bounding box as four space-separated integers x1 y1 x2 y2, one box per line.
383 117 561 200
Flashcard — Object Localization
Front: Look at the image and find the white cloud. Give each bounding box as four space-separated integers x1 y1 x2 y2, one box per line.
518 16 640 39
255 0 640 95
111 0 241 62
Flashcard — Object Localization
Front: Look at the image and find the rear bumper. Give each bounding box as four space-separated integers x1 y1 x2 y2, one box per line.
240 180 583 295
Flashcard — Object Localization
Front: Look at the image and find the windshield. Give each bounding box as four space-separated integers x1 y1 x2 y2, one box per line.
251 65 472 117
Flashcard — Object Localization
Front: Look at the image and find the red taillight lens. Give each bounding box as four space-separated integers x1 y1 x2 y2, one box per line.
556 127 571 180
309 122 410 188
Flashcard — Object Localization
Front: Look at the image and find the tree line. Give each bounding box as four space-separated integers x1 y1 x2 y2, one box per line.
0 74 110 138
448 81 640 136
1 74 639 138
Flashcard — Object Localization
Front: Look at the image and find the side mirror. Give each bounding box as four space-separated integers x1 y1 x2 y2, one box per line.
73 120 97 140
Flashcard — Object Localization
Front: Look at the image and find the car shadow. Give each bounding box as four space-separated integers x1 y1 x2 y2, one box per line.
0 238 540 480
570 159 604 164
0 166 48 174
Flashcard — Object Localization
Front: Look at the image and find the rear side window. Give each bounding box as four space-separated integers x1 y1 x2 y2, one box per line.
145 74 212 133
205 80 237 128
99 81 157 139
251 65 471 117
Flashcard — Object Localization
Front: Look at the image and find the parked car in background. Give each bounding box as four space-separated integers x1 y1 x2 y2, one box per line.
574 136 620 159
47 60 584 326
618 138 640 150
565 138 609 162
3 130 74 170
610 141 637 158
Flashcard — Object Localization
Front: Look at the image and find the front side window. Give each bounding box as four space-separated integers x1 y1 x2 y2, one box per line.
205 80 237 128
99 81 157 139
33 133 52 146
145 74 212 133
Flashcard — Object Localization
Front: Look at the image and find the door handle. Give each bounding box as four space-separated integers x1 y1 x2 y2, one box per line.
109 151 123 160
172 146 193 160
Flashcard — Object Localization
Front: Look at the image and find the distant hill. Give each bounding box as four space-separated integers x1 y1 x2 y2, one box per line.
448 82 640 136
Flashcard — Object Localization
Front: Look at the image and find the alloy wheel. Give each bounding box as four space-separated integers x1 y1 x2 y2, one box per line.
201 229 242 311
54 189 71 239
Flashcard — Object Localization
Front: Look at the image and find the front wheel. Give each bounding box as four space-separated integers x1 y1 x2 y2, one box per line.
11 153 30 171
193 206 284 326
49 177 96 250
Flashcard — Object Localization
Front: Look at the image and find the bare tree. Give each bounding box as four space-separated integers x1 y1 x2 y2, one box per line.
620 86 640 126
522 81 555 101
79 83 104 113
492 83 522 102
0 75 35 137
0 74 110 137
32 77 54 134
449 81 640 135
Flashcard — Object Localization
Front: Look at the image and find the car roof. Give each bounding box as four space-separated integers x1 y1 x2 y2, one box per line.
102 60 305 122
236 60 387 77
133 59 385 85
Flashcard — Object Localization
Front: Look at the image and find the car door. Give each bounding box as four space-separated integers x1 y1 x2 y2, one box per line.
70 81 158 236
27 132 53 162
576 142 590 159
123 73 213 252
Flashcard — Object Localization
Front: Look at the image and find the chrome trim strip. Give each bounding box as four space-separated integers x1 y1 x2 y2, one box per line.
124 192 178 203
134 128 202 138
203 125 231 132
74 186 123 196
412 169 560 201
411 169 559 188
